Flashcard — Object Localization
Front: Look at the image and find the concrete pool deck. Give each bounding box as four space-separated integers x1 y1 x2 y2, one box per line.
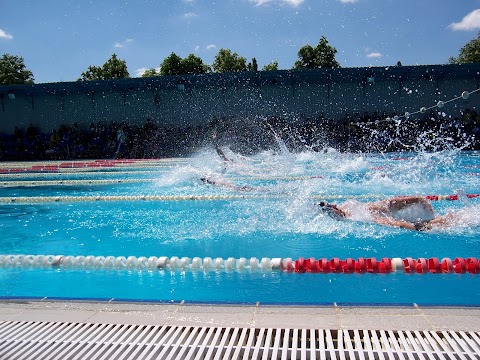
1 300 479 331
1 300 479 359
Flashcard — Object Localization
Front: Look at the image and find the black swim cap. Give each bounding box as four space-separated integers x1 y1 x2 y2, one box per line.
318 202 346 220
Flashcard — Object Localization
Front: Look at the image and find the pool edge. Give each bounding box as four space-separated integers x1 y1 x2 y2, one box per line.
1 298 479 332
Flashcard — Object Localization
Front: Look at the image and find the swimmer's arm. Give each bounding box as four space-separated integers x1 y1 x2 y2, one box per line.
215 146 230 162
427 214 453 227
211 131 230 162
373 216 417 230
201 177 255 192
386 196 432 212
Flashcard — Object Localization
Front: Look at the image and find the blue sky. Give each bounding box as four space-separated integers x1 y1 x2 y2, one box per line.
1 0 480 84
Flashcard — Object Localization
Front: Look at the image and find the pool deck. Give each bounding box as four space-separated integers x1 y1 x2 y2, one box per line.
1 300 479 331
1 301 480 359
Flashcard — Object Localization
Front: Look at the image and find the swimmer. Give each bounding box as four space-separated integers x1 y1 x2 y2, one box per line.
318 196 455 231
211 130 230 163
200 177 255 192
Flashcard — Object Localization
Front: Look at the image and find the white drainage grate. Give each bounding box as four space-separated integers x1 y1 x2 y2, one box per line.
0 321 479 359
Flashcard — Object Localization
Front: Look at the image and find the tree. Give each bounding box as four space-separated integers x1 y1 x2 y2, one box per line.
79 53 129 81
262 61 279 71
142 68 159 77
80 66 103 81
102 53 129 79
160 53 183 76
294 45 317 69
159 53 208 76
293 36 340 69
212 49 247 73
0 54 34 85
181 54 209 74
247 58 258 71
449 32 480 64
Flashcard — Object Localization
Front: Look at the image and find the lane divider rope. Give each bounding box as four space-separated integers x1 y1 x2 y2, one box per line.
0 255 478 274
0 194 256 203
0 179 155 187
0 170 168 178
0 159 187 173
0 159 185 168
0 193 478 204
233 175 325 181
360 87 480 125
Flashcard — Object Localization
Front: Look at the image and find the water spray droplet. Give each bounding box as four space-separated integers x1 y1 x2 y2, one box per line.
461 91 470 100
437 101 445 108
420 107 427 114
404 112 410 119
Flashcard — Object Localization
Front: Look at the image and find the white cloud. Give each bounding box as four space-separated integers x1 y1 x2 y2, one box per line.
0 28 13 40
449 9 480 31
183 12 198 19
250 0 304 7
338 0 358 3
194 44 216 52
135 67 148 76
135 67 160 77
367 52 382 58
114 38 134 48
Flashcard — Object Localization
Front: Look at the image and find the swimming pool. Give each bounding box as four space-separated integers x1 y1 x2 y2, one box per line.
0 149 479 306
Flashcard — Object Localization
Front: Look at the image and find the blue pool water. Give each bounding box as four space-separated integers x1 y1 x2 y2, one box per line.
0 149 479 305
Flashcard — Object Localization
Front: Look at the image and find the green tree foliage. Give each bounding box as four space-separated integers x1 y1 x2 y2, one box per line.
262 61 279 71
102 54 130 79
160 53 183 76
449 32 480 64
80 65 104 81
79 53 129 81
295 45 317 69
181 54 209 74
212 49 247 73
247 58 258 71
0 53 34 85
160 53 209 76
142 68 159 77
293 36 340 69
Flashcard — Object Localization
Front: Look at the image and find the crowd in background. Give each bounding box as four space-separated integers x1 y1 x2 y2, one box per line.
0 118 207 161
0 109 479 161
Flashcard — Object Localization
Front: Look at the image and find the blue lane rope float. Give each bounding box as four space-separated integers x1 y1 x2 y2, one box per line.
0 254 478 274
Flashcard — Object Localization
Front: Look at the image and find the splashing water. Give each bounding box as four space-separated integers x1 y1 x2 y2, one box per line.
152 139 480 242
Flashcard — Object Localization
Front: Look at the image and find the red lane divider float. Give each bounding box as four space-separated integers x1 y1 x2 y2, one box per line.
425 194 480 201
286 257 480 274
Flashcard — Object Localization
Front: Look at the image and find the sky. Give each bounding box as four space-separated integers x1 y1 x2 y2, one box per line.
1 0 480 84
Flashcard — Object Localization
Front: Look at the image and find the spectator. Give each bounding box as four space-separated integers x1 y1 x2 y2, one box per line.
114 127 127 159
